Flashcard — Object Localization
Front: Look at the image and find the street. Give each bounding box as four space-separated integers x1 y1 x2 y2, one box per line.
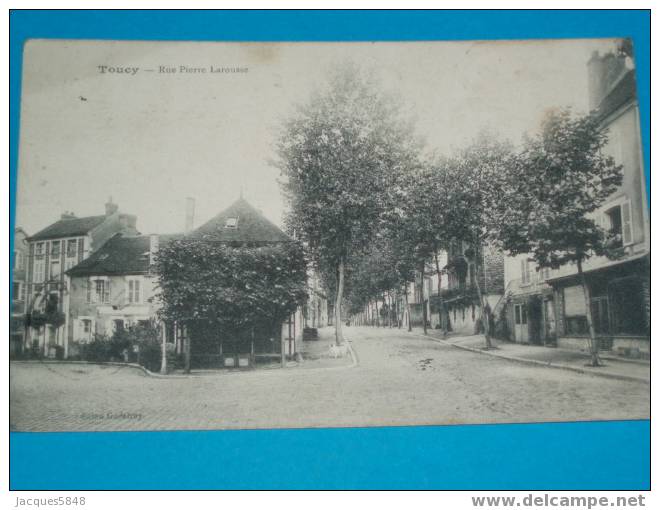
10 327 650 432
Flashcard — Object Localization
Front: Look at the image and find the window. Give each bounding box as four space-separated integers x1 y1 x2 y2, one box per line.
51 241 61 257
50 259 61 279
520 258 532 284
35 243 44 256
563 285 589 335
112 319 125 334
78 318 93 342
65 240 79 270
96 280 109 303
128 279 141 304
34 259 45 283
12 282 23 302
604 200 633 247
13 251 24 270
225 217 238 228
67 239 78 257
88 279 110 304
608 277 647 335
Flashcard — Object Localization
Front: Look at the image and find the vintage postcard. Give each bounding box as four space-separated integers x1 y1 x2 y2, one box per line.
10 38 649 433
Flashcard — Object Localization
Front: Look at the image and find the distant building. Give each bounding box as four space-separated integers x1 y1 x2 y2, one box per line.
440 241 505 336
11 228 29 357
24 199 138 357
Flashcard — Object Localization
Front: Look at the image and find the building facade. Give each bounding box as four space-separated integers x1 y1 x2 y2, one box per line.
24 200 138 357
435 241 505 336
11 228 29 357
545 49 650 357
65 233 176 357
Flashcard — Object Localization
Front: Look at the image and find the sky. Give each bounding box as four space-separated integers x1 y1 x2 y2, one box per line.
16 38 619 236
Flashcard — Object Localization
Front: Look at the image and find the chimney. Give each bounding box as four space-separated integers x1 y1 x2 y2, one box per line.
105 197 118 216
149 234 159 268
61 211 76 220
587 50 605 111
185 197 195 233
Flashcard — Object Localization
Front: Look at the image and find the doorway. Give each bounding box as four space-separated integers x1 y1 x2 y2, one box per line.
514 303 528 343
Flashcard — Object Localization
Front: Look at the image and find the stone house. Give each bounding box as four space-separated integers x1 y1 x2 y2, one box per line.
24 199 138 357
11 228 29 357
65 233 179 357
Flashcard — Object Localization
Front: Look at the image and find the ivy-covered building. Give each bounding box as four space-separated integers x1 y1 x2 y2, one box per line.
64 197 313 370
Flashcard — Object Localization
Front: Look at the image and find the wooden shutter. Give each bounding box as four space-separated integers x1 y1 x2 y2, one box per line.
621 200 633 245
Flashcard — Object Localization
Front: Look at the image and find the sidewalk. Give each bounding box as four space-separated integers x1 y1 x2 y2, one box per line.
423 330 650 384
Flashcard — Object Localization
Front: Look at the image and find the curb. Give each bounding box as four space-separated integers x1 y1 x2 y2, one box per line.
11 359 200 379
415 333 650 385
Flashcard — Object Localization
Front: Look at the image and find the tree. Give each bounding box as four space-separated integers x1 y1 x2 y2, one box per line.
154 240 308 372
497 109 622 366
392 163 456 335
445 133 515 348
275 63 421 345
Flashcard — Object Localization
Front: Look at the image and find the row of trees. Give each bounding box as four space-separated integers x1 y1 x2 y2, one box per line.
276 65 622 366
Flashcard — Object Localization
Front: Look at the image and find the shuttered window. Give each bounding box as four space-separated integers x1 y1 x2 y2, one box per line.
621 200 633 245
128 279 141 304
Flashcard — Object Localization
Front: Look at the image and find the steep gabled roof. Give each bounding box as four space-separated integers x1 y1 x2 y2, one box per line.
66 234 182 277
29 215 108 241
188 198 291 243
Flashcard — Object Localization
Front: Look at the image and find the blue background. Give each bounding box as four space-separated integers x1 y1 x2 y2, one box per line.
9 10 650 490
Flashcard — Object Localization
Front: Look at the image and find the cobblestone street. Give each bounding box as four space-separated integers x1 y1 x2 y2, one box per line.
10 327 650 432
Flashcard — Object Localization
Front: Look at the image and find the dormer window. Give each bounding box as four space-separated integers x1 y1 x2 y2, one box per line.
225 217 238 229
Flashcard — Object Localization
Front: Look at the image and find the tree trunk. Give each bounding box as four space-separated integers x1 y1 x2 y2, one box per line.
386 293 392 328
577 259 602 367
183 324 191 374
375 299 380 328
473 272 492 349
160 321 168 375
405 286 412 332
434 251 446 336
420 265 428 335
334 258 345 346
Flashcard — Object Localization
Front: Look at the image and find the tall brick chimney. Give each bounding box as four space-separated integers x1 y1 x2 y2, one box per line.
185 197 195 233
105 197 118 216
149 234 159 269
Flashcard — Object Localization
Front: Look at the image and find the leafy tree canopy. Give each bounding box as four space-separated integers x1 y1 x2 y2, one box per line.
497 109 623 268
154 240 308 332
